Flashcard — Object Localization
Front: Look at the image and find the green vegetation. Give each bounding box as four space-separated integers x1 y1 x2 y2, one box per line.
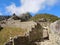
0 13 60 45
12 13 32 21
30 13 60 22
0 27 26 45
20 13 32 21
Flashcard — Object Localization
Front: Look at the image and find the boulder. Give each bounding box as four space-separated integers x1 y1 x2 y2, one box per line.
50 20 60 34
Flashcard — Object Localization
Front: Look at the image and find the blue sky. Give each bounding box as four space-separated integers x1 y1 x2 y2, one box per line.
0 0 60 17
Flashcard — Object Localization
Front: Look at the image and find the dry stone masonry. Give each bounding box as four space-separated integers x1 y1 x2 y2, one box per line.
39 20 60 45
3 17 60 45
4 18 50 45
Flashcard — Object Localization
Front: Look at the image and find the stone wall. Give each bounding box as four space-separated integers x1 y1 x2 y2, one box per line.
29 23 43 42
35 20 60 45
14 36 29 45
4 19 50 45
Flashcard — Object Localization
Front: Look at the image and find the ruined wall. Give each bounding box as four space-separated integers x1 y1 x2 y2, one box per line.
29 23 43 42
36 20 60 45
14 36 29 45
4 19 50 45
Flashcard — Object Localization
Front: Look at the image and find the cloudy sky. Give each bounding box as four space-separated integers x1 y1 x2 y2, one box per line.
0 0 60 17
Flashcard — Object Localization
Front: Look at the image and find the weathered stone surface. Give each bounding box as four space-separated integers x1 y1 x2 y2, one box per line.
4 41 13 45
4 18 50 45
14 36 29 45
39 20 60 45
50 20 60 34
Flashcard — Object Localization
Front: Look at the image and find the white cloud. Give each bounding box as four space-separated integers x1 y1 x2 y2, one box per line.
6 0 58 16
46 0 58 6
6 3 17 15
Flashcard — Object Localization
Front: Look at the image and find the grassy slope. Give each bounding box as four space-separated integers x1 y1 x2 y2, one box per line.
0 27 26 45
30 14 60 22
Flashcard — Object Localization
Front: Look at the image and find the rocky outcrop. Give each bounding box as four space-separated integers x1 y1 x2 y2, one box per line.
19 13 32 21
8 13 32 22
4 18 50 45
39 20 60 45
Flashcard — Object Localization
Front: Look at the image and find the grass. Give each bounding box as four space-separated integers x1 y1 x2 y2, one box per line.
0 27 27 45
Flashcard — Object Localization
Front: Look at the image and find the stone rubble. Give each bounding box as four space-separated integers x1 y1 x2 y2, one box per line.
3 18 60 45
